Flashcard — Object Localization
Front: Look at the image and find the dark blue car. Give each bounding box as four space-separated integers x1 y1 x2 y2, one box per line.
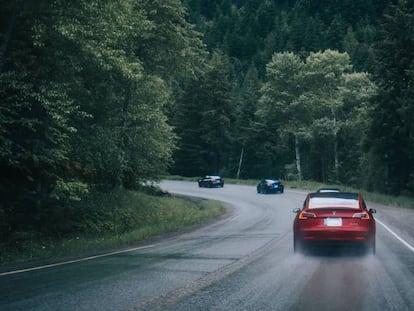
257 179 284 194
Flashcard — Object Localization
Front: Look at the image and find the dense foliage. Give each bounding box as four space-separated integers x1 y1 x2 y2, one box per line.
174 0 413 194
1 0 413 246
0 0 205 244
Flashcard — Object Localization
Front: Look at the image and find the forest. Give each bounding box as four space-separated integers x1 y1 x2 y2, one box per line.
0 0 413 243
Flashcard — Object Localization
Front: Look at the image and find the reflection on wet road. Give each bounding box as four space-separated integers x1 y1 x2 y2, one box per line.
1 181 413 310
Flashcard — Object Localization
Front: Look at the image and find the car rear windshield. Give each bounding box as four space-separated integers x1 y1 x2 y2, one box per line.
265 179 279 183
308 196 359 209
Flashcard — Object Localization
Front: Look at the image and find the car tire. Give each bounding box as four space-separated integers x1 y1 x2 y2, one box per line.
293 237 303 254
367 239 376 255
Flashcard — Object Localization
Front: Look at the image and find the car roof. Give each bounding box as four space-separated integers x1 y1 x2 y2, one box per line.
317 187 341 193
310 192 358 199
264 178 280 182
308 192 360 209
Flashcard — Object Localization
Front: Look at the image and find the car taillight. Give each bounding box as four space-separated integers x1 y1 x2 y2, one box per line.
352 212 370 219
299 212 316 219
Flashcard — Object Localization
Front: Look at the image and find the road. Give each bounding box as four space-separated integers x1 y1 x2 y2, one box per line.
1 180 413 310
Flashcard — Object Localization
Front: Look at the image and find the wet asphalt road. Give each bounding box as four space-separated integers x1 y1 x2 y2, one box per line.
1 180 414 311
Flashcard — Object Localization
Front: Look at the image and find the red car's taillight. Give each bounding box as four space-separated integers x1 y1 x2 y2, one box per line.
352 212 370 219
299 211 316 219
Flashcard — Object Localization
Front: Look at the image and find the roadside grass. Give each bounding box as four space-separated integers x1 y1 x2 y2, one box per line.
4 177 411 267
0 190 225 265
165 175 414 209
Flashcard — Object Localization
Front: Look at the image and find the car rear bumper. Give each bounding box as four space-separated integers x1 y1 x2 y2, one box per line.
199 182 223 187
268 188 283 193
295 227 374 242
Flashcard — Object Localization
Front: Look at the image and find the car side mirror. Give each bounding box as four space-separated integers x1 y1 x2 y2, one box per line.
369 208 376 214
293 208 300 213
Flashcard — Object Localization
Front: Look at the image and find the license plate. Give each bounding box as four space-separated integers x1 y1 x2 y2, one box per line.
324 218 342 227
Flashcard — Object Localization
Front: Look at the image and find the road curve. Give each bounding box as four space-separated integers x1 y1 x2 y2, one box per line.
1 180 413 311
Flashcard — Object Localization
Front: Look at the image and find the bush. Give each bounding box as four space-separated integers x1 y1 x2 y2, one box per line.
0 189 225 265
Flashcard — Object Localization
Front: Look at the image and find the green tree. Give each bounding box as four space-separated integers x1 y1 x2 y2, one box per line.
234 64 262 178
172 50 236 176
171 76 207 176
0 0 206 242
339 72 377 185
302 50 376 183
55 0 204 189
196 50 237 175
258 50 376 183
367 0 414 193
0 0 89 237
136 0 207 80
305 50 353 181
258 52 308 180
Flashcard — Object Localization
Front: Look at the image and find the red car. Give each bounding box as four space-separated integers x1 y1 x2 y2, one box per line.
293 192 376 254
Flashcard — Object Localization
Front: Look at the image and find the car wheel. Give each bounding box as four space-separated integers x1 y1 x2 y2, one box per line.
293 237 303 254
367 239 376 255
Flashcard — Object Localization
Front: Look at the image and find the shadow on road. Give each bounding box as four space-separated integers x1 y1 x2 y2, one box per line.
299 243 372 258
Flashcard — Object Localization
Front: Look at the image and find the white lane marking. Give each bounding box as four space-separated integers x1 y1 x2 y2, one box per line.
2 215 412 276
376 218 414 253
0 244 155 277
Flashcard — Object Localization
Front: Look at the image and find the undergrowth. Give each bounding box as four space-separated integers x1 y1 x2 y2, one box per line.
0 189 225 265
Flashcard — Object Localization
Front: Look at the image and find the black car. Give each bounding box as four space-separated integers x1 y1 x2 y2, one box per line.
257 179 284 194
198 175 224 188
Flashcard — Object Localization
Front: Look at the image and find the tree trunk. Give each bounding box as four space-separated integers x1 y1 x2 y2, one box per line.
334 134 339 182
236 146 244 179
331 104 339 182
295 134 302 181
117 82 132 189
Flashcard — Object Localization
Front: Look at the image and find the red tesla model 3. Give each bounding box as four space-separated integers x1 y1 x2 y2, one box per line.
293 192 376 254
